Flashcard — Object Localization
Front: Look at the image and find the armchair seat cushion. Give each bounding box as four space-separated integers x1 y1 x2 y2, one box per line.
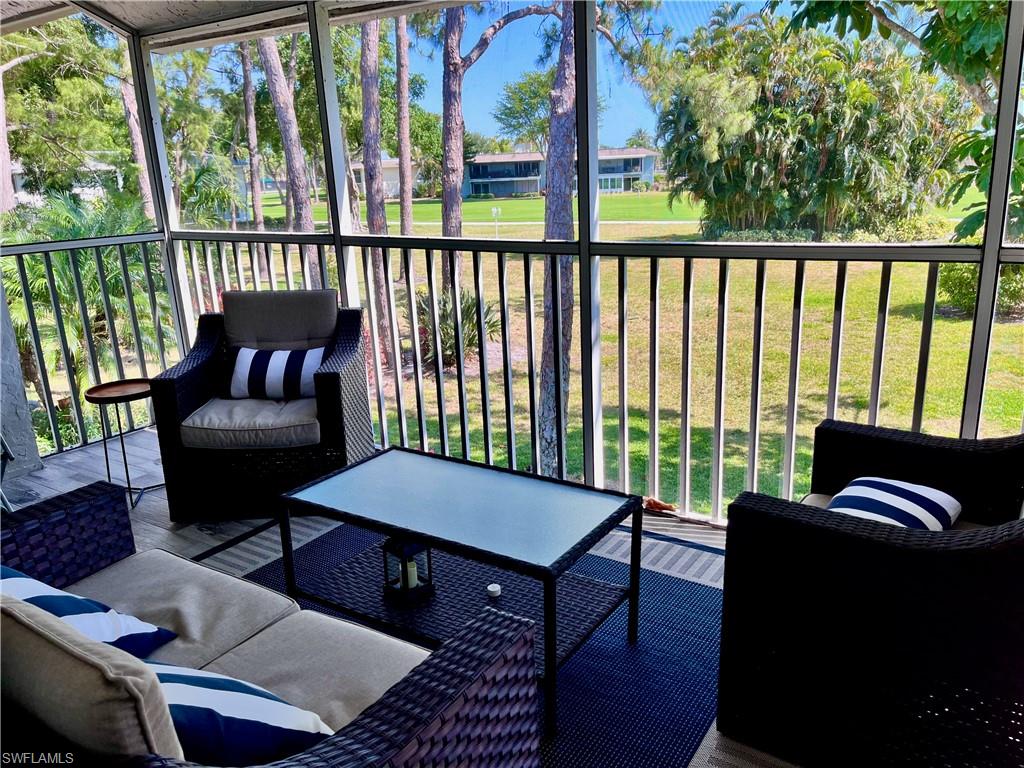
68 550 298 668
204 610 430 732
180 397 320 450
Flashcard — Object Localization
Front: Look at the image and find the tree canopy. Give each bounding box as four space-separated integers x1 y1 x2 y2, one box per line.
655 7 978 238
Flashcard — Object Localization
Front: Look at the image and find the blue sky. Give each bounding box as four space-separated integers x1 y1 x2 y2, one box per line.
399 2 774 148
402 5 657 147
402 2 766 148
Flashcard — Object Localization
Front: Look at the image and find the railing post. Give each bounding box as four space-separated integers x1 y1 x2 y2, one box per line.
308 2 360 307
126 31 192 350
574 1 603 487
961 1 1024 438
128 31 194 349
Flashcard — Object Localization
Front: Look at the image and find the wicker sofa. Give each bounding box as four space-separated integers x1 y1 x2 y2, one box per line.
151 290 376 523
718 420 1024 768
0 482 540 767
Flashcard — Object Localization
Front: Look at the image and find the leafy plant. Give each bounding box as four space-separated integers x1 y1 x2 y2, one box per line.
656 10 977 240
939 263 1024 318
716 228 816 242
411 289 500 369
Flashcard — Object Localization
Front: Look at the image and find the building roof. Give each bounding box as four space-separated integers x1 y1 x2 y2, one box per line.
470 147 658 165
598 147 659 158
472 151 545 164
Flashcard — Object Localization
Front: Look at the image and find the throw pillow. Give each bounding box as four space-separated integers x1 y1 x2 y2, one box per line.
0 565 176 658
147 661 332 766
229 346 325 400
826 477 961 530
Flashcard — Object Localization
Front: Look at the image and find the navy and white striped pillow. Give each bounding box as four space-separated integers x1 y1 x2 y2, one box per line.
147 661 332 766
229 346 324 400
0 566 176 658
826 477 961 531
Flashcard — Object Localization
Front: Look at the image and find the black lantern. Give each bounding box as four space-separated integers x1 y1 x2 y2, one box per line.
382 538 434 605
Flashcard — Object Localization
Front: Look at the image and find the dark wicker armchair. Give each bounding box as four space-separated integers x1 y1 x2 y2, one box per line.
152 290 376 523
718 420 1024 768
1 483 541 768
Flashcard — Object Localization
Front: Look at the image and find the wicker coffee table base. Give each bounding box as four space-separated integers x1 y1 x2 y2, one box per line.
283 524 638 736
305 541 628 673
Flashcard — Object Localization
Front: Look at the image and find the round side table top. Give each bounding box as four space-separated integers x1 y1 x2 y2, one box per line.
84 378 152 405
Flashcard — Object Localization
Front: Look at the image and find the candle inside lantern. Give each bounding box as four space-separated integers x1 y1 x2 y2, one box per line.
403 558 418 588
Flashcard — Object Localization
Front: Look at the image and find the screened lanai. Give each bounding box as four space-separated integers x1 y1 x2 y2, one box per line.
1 2 1023 767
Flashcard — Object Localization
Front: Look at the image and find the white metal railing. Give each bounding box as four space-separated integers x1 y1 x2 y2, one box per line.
160 228 1016 522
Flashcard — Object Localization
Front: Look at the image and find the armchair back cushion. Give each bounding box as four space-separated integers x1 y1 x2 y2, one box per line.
223 290 337 351
0 595 184 759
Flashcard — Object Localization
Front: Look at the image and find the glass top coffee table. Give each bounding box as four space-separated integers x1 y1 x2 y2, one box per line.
280 447 644 733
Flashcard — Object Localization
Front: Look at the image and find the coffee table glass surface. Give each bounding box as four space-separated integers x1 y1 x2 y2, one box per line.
289 448 629 571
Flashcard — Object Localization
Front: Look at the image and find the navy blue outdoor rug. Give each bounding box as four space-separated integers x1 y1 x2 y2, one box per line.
246 525 723 768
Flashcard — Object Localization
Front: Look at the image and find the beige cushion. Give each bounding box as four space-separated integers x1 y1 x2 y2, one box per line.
205 610 429 731
800 493 832 509
68 549 298 668
223 289 337 351
180 397 320 449
0 595 183 759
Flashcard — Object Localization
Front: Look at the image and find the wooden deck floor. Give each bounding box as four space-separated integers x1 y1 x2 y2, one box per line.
3 429 727 556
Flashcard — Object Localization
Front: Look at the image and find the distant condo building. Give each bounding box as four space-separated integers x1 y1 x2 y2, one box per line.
350 147 659 200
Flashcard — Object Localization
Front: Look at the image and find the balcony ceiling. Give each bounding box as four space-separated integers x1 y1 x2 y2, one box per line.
1 1 448 45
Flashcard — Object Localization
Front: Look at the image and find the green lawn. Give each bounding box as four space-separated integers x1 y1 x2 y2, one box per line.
261 187 984 240
263 191 698 227
339 252 1021 517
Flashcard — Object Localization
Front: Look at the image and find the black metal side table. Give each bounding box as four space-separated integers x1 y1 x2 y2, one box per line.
84 378 163 508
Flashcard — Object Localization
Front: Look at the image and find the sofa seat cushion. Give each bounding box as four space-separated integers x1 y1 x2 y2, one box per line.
204 610 430 732
1 595 183 759
180 397 320 449
68 550 298 668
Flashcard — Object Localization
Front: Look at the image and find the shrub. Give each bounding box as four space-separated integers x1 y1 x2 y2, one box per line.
939 263 1024 318
836 214 951 244
714 228 816 242
511 192 541 199
632 181 652 193
467 193 496 200
412 289 501 368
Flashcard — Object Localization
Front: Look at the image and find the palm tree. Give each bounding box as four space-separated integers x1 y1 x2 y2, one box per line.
178 160 239 228
2 193 173 445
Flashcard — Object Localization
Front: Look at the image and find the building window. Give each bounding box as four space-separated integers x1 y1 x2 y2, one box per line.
472 182 490 195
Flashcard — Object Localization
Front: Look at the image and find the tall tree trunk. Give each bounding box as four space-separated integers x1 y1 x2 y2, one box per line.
538 0 576 477
440 7 466 289
18 342 45 406
309 149 320 203
396 15 414 237
287 34 299 92
240 41 264 229
0 69 15 213
436 4 551 287
118 47 155 222
256 37 319 283
362 20 394 368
